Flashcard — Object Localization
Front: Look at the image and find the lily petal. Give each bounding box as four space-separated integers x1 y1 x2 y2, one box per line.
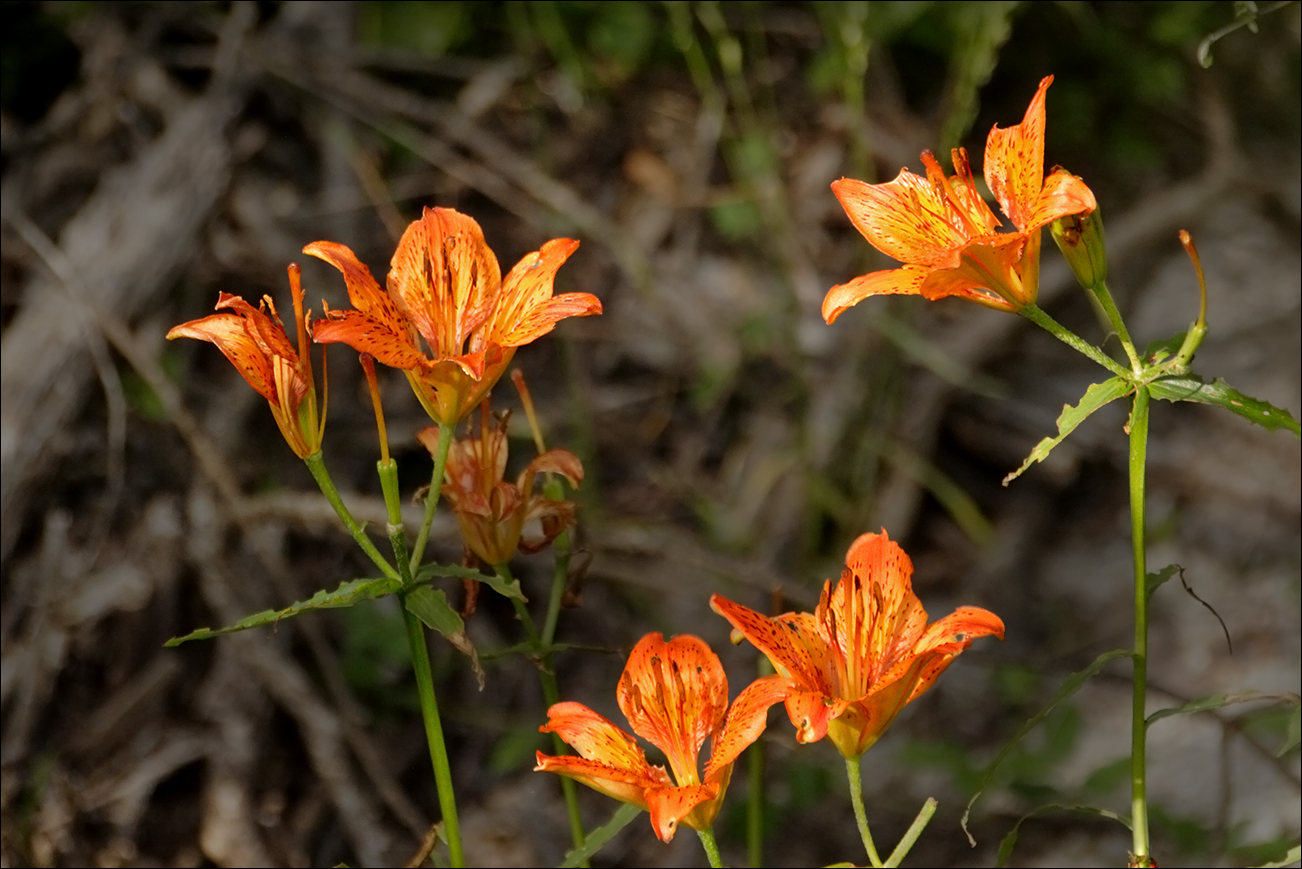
985 75 1051 232
823 265 931 324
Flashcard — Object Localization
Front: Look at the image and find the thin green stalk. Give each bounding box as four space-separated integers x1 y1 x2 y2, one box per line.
410 422 453 571
374 434 462 866
495 562 588 860
884 798 936 868
1020 304 1130 378
1128 387 1152 862
696 826 725 868
845 755 883 868
303 451 399 581
402 603 464 868
1091 281 1143 372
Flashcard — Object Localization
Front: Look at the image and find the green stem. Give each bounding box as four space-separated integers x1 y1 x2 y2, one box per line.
1128 387 1152 862
845 755 883 868
410 423 453 572
1091 281 1143 373
884 798 936 868
377 458 412 586
696 826 725 869
402 603 464 868
495 562 588 860
1020 304 1130 378
303 451 399 581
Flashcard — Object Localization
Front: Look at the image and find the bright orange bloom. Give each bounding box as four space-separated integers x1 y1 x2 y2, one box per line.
824 75 1097 320
419 405 583 566
711 530 1004 759
167 265 324 458
536 633 785 842
309 207 602 426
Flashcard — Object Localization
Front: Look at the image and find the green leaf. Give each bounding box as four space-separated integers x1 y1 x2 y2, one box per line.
560 802 641 868
414 562 525 601
962 648 1134 844
995 804 1131 867
403 585 484 687
1149 374 1301 436
1281 705 1300 758
1145 564 1180 602
165 576 403 646
1146 690 1302 728
1004 377 1132 485
1256 843 1301 869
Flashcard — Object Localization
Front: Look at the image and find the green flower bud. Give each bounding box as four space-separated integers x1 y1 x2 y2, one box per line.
1051 205 1107 290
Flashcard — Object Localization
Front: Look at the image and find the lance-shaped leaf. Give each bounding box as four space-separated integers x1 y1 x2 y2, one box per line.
1004 376 1132 485
996 804 1131 868
1148 374 1300 436
1145 564 1180 602
404 584 484 688
414 561 526 601
165 576 403 646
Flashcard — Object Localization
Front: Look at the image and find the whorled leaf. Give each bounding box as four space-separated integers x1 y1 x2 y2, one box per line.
962 648 1135 844
1149 374 1301 436
164 576 403 646
1004 377 1132 485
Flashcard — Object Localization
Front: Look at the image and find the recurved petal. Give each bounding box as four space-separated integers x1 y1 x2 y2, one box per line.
213 293 298 360
917 605 1006 648
491 238 581 334
703 674 790 783
540 701 655 774
784 684 847 744
303 241 403 327
617 634 728 786
534 752 661 811
832 175 970 267
168 313 277 402
822 265 930 324
645 782 720 843
311 309 429 370
1025 169 1098 231
985 76 1051 231
710 596 833 693
525 448 584 487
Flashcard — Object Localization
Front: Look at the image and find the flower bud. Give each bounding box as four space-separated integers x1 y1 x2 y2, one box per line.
1051 202 1107 290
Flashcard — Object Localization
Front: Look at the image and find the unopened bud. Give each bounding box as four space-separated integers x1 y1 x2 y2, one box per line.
1051 205 1107 290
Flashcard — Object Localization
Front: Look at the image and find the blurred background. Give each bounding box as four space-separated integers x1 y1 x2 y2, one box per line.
1 2 1298 866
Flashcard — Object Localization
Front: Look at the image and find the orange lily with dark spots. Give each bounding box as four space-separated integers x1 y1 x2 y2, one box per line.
824 75 1097 320
309 207 601 426
536 633 785 842
711 530 1004 759
167 265 324 458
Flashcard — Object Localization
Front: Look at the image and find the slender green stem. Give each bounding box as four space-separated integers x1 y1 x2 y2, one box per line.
410 423 453 572
696 826 725 868
303 451 399 581
495 562 588 859
402 603 464 867
377 458 413 586
1128 387 1152 862
1091 281 1143 372
1020 304 1130 378
541 520 570 648
845 755 883 868
884 798 936 868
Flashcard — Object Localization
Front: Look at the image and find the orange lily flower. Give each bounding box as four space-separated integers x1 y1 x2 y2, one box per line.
711 530 1004 759
419 404 583 566
824 75 1097 320
309 207 602 426
167 265 324 458
536 633 785 842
